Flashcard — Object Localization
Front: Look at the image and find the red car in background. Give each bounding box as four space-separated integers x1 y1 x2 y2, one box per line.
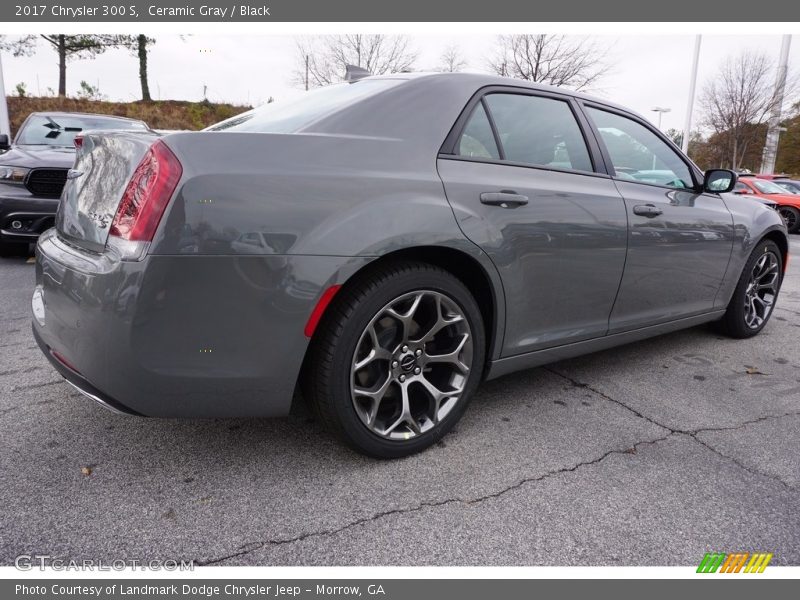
734 175 800 233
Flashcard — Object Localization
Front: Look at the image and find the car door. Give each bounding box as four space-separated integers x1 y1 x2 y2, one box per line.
437 88 628 357
582 104 735 333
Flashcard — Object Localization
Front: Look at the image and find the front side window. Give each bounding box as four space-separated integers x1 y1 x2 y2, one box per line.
586 107 695 190
455 92 594 173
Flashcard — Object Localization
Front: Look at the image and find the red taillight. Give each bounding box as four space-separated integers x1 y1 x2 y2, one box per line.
73 135 83 149
109 139 182 242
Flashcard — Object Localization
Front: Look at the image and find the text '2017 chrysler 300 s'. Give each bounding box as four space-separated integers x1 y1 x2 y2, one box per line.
32 73 788 457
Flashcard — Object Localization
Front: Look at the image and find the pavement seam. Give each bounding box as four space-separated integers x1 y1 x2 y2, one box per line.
546 366 800 436
195 432 675 566
687 433 795 490
546 366 799 490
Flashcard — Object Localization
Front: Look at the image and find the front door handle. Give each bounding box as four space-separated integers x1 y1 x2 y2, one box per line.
633 204 663 218
480 190 529 208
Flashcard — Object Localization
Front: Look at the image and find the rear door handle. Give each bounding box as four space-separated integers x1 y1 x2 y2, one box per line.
633 204 663 218
480 191 529 208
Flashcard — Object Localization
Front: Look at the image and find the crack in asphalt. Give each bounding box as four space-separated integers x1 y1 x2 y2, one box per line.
196 432 675 566
546 367 799 490
11 379 64 392
197 367 799 565
687 433 794 490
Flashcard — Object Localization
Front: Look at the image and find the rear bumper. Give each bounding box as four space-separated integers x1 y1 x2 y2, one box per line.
32 325 141 415
0 194 59 243
32 229 368 418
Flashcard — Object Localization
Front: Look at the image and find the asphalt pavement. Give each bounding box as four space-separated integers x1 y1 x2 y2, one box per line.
1 239 799 566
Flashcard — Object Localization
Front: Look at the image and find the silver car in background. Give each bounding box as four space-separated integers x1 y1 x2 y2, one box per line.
32 73 788 457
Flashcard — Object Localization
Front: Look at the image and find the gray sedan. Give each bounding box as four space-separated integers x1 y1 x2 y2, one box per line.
31 73 788 457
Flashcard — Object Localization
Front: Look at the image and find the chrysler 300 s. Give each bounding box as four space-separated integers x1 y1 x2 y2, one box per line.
32 73 788 457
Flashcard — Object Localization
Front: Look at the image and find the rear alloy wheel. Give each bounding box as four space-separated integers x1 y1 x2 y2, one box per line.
778 206 800 233
305 262 485 458
717 240 783 338
350 290 473 440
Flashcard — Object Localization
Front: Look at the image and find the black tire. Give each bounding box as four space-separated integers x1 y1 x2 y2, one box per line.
304 261 486 458
716 240 783 338
778 206 800 233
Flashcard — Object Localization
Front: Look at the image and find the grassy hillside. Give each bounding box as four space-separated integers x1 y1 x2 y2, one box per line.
6 96 251 135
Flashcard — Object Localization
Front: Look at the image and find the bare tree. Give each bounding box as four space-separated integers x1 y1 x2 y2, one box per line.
700 51 796 171
438 45 467 73
293 35 417 89
488 34 609 91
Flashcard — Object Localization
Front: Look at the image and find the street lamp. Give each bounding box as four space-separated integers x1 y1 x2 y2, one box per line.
651 107 671 169
651 106 671 130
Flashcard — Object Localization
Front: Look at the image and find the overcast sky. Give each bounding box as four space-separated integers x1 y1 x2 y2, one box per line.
2 34 798 132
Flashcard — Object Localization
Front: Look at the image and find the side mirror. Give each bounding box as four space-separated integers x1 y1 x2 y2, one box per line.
704 169 737 194
0 134 10 151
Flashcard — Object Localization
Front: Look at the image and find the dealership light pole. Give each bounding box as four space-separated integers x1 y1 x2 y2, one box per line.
0 51 10 138
760 35 792 175
652 106 671 130
682 35 702 154
651 107 671 169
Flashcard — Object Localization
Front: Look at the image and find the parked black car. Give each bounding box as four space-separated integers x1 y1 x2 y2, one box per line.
0 112 148 255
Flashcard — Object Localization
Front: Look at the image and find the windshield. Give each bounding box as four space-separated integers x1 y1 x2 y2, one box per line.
16 114 147 147
206 79 403 134
751 179 788 195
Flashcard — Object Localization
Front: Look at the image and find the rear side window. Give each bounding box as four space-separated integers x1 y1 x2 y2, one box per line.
456 103 500 159
456 93 593 173
207 79 403 134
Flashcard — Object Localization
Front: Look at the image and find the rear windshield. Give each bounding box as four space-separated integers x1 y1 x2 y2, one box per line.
16 115 147 147
206 79 403 134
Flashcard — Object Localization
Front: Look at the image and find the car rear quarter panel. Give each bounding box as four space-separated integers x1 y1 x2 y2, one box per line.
34 228 375 417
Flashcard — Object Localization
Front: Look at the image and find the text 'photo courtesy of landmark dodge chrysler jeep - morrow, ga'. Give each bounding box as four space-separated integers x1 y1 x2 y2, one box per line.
31 72 788 457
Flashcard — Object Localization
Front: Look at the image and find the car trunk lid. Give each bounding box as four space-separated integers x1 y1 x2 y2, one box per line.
56 130 161 253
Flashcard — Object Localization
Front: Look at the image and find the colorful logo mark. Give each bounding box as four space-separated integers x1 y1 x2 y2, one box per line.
697 552 773 573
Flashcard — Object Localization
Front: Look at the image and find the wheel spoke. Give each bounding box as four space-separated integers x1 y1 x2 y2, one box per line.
425 333 470 373
386 293 423 341
415 295 465 343
417 375 456 423
353 376 393 412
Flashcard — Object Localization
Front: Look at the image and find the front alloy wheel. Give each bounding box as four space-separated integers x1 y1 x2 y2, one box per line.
350 290 473 440
717 240 783 338
742 250 780 330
